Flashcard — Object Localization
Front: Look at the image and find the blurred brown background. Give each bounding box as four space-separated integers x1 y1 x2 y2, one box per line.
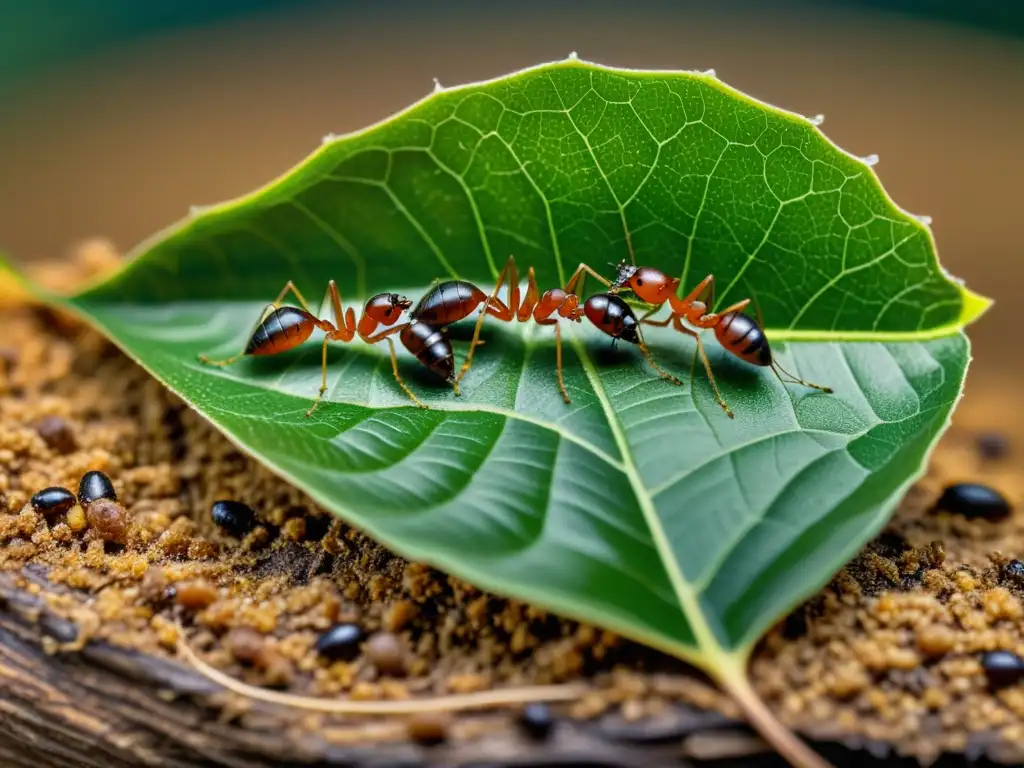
0 1 1021 428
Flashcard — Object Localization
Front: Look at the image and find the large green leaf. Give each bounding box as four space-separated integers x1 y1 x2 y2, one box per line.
3 59 986 681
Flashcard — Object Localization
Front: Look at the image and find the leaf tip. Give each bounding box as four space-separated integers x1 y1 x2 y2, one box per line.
566 51 579 61
432 77 445 94
321 132 340 146
861 153 880 167
808 113 825 126
0 254 49 308
703 68 718 78
958 286 994 328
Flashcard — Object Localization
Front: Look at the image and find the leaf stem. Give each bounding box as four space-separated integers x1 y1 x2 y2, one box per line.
715 660 833 768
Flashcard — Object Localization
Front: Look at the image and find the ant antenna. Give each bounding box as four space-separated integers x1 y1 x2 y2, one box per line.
745 282 833 395
621 223 637 266
771 360 833 393
749 286 764 328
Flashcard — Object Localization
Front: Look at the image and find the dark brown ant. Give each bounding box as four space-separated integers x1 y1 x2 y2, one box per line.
457 256 680 403
197 280 434 415
609 260 832 418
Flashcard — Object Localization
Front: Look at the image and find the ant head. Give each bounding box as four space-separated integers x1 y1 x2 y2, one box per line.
367 293 412 324
610 261 638 291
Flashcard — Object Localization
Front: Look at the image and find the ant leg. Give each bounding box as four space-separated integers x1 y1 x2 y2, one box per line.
564 263 613 296
385 336 427 409
362 324 431 405
748 287 766 329
638 304 674 327
456 256 517 385
305 316 362 418
306 334 333 418
739 291 831 392
716 298 751 316
325 280 357 339
693 297 752 329
680 274 715 306
363 323 409 345
199 279 321 366
554 323 569 404
270 280 316 313
295 282 355 415
535 318 570 404
771 359 833 394
673 317 734 419
677 274 719 326
634 326 682 387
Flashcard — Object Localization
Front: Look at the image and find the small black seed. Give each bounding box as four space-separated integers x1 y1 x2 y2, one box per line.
981 650 1024 690
314 623 363 661
0 347 18 374
406 712 449 745
1003 560 1024 584
211 500 257 537
933 483 1010 521
304 514 332 541
977 432 1010 460
35 416 77 454
519 702 555 740
30 487 76 516
78 470 117 506
783 609 808 639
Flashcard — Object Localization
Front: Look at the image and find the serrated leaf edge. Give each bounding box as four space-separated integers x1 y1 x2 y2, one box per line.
61 56 989 337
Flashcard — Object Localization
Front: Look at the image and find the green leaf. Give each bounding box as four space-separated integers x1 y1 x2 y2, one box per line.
4 58 987 679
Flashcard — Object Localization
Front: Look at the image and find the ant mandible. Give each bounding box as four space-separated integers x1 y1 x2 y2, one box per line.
608 253 832 418
455 255 681 403
197 280 440 415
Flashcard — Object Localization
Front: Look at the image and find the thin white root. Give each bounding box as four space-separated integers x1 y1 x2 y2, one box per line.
178 628 588 715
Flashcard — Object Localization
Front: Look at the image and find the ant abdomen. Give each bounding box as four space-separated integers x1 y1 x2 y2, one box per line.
583 294 640 344
400 321 455 382
412 280 488 327
245 306 317 357
714 311 772 367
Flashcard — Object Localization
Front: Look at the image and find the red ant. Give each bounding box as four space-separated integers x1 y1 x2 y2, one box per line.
456 256 680 403
608 259 832 418
197 280 446 415
197 258 681 414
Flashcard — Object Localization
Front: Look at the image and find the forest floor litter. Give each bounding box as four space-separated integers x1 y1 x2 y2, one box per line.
0 242 1021 765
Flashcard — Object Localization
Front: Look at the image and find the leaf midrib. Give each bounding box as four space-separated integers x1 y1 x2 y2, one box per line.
84 292 747 665
572 335 726 669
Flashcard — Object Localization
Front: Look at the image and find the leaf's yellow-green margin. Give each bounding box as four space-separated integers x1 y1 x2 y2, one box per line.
0 57 989 765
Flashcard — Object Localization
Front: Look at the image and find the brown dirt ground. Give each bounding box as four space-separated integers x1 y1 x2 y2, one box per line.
1 242 1022 765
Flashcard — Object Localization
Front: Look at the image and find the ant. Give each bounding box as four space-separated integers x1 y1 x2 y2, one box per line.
608 258 833 418
197 279 450 415
194 257 682 415
455 256 680 403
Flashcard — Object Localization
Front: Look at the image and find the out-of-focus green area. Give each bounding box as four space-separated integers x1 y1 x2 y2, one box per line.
0 0 325 88
1 0 1021 90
